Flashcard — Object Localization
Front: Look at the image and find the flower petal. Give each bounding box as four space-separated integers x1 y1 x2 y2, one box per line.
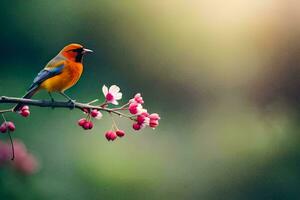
95 112 103 120
115 92 122 100
111 100 119 105
109 85 120 95
102 85 108 96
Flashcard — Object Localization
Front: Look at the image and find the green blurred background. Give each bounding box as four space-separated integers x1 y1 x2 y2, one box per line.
1 0 300 199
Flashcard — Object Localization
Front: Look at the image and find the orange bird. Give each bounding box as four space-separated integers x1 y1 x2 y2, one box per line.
14 43 93 111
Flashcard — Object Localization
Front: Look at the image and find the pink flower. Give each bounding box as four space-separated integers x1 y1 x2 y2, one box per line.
78 118 93 130
130 93 144 104
105 131 117 141
0 123 7 133
7 122 15 132
132 123 141 131
149 113 160 128
19 105 30 117
0 121 15 133
150 120 159 128
78 118 87 127
133 112 160 130
136 112 150 128
91 109 103 119
0 140 39 175
128 102 145 115
0 142 10 165
14 154 39 175
83 121 94 130
116 130 125 137
149 113 160 121
102 85 122 105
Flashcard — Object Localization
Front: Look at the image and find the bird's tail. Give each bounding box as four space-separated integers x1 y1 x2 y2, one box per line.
13 86 40 112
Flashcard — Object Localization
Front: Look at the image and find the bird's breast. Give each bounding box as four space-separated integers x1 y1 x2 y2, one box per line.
41 62 83 92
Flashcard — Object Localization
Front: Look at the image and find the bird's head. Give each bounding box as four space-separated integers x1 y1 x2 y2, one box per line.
60 43 93 63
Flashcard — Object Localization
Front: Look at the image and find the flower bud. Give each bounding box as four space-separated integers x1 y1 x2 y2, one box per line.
105 131 117 141
129 103 143 115
110 131 117 140
91 109 99 118
78 118 86 127
134 93 144 104
91 109 102 119
7 122 15 132
116 130 125 137
21 106 29 111
149 113 160 121
132 123 141 131
149 120 159 128
82 108 89 114
0 124 7 133
83 121 90 130
20 109 30 117
105 131 112 141
88 121 94 129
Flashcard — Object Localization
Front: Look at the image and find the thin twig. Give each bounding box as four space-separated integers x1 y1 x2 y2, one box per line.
110 113 118 130
87 99 99 105
0 108 14 114
112 102 130 111
7 131 14 160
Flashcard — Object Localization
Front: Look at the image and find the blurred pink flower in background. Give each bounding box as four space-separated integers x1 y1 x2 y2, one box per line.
0 139 39 175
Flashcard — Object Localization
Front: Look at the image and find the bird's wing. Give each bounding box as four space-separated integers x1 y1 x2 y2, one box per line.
28 57 65 91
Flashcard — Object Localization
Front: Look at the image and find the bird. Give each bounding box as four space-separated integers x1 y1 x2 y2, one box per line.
13 43 93 111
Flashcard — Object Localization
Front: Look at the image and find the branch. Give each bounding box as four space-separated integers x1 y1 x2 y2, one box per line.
0 96 133 119
0 87 160 162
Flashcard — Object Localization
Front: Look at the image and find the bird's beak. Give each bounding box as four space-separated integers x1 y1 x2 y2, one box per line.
83 48 93 53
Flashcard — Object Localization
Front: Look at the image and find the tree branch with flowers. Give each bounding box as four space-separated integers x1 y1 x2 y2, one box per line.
0 84 161 160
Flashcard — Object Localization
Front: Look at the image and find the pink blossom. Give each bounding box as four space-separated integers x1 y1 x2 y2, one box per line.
132 123 141 131
102 85 122 105
78 118 87 127
0 121 16 133
0 140 39 175
130 93 144 104
136 112 150 128
91 109 102 119
149 113 160 128
0 142 10 165
149 120 159 128
19 105 30 117
21 106 29 111
116 130 125 137
7 122 15 132
149 113 160 121
0 123 7 133
83 121 93 130
128 102 145 115
105 131 117 141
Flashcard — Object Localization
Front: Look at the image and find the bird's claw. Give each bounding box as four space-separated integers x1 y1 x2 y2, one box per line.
50 98 55 109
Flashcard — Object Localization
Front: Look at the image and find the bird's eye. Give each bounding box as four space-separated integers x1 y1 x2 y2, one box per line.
72 48 84 53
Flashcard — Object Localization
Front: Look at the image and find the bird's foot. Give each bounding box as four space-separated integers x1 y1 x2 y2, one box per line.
50 98 55 109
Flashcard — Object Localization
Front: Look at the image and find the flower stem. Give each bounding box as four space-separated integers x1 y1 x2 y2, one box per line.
1 114 14 160
8 130 14 160
0 108 13 114
87 99 99 105
109 113 118 130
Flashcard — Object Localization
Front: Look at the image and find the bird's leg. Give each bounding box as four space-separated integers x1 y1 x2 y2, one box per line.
59 92 76 109
48 92 55 109
48 92 55 102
